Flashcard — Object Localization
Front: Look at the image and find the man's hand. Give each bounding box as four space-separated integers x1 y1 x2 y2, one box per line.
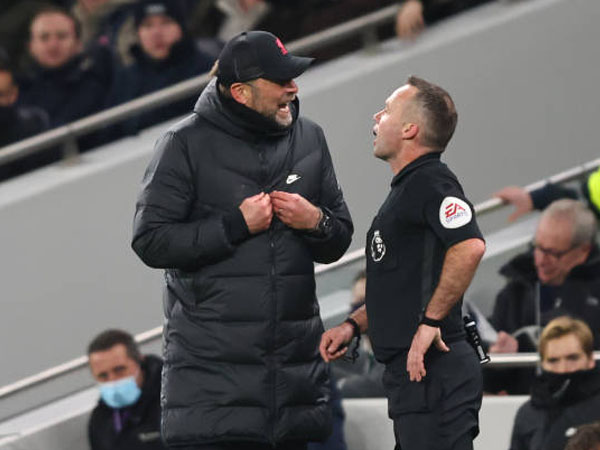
270 191 321 230
489 331 518 353
239 192 273 234
319 323 354 362
406 325 449 382
494 186 533 222
395 0 425 39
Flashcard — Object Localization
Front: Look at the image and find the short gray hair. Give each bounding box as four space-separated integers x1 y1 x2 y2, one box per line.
541 199 597 247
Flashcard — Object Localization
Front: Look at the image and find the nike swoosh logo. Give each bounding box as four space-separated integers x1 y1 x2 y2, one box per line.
286 174 301 184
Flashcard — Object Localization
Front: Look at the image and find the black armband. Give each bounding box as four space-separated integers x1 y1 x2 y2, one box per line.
344 317 361 338
343 317 361 363
419 315 443 328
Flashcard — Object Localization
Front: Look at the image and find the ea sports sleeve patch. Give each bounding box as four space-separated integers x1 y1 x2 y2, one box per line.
439 196 473 229
423 183 483 248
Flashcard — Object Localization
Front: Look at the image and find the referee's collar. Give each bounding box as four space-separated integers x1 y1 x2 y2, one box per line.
391 152 441 186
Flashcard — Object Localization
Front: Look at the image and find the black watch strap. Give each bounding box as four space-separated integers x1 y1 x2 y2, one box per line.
419 315 443 328
344 317 361 338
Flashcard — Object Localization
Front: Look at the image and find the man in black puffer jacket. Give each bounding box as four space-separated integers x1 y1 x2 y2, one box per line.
132 30 353 450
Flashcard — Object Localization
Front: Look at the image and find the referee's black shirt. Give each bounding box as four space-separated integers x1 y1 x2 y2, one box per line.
366 152 483 363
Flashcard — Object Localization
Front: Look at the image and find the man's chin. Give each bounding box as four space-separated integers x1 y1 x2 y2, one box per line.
537 270 557 285
274 112 293 128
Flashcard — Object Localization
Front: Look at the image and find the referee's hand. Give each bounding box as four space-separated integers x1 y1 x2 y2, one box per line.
319 323 354 362
407 325 449 382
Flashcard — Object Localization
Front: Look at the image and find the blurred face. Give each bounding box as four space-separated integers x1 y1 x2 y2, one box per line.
541 333 595 374
244 78 298 127
0 71 18 107
78 0 110 13
533 217 590 285
137 14 183 60
372 85 417 161
89 344 143 387
29 12 81 69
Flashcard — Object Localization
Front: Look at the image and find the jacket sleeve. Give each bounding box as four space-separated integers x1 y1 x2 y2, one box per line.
530 183 578 210
508 404 532 450
301 129 353 264
132 131 245 269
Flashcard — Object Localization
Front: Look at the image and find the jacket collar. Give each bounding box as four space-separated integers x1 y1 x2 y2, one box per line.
193 78 299 140
391 152 441 187
531 367 600 409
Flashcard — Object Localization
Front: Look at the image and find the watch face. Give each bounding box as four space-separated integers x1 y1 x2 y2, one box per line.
321 213 331 231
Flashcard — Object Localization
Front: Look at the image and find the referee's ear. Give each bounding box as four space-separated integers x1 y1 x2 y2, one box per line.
402 122 419 140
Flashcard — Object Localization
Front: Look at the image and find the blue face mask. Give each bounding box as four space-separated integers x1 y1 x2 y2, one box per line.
99 375 142 409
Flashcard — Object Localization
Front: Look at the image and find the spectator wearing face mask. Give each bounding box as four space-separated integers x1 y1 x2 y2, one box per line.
87 329 167 450
509 317 600 450
109 0 215 134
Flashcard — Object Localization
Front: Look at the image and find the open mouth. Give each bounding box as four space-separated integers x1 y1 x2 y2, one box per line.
278 103 290 115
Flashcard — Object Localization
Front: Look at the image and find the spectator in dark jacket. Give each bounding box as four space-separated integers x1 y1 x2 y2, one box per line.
0 53 52 181
87 329 167 450
111 0 215 134
489 200 600 351
495 166 600 222
132 31 353 449
18 6 108 129
485 200 600 394
0 56 49 149
509 317 600 450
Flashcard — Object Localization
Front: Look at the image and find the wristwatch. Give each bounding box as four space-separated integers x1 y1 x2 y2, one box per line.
312 208 332 236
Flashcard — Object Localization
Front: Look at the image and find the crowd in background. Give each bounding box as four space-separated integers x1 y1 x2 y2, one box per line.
0 0 495 180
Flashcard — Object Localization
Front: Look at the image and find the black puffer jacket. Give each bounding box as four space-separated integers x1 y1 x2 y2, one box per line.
132 79 353 446
88 355 165 450
509 368 600 450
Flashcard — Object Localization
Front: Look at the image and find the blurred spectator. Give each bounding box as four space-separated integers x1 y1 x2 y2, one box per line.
333 270 386 398
110 0 215 133
489 200 600 351
495 168 600 222
486 199 600 394
0 1 53 71
509 317 600 450
565 421 600 450
87 329 166 450
258 0 397 60
0 53 49 149
0 51 53 181
395 0 493 39
18 6 108 128
216 0 271 41
71 0 138 65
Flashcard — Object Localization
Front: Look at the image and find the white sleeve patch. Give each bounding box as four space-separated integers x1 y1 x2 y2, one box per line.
439 196 472 229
